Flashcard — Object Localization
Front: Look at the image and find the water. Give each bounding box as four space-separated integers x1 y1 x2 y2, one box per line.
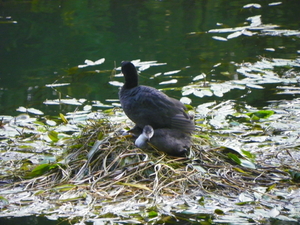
1 0 299 116
1 1 300 224
0 216 77 225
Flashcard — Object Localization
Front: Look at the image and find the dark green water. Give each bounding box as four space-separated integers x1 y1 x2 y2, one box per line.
1 0 299 116
1 1 300 224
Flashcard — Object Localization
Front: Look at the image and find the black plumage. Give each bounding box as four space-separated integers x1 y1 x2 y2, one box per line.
135 125 191 156
119 61 194 135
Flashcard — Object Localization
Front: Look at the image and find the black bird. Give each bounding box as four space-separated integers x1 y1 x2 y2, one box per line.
135 125 191 156
119 61 194 135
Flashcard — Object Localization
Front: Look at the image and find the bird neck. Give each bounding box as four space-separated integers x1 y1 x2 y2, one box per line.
135 133 148 148
124 75 138 89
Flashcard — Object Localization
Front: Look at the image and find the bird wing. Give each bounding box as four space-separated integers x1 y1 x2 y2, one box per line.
121 86 194 132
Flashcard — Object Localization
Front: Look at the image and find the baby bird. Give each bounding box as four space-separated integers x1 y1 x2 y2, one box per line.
135 125 191 156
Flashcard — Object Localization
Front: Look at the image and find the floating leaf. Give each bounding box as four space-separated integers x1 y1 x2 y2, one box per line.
78 98 87 104
0 196 9 206
247 15 262 27
240 159 256 169
246 83 264 89
210 27 244 33
182 87 194 96
45 83 70 87
92 101 113 108
48 130 59 142
60 113 68 124
227 153 241 165
212 36 227 41
227 31 242 39
59 98 83 106
242 29 254 36
139 64 150 71
25 163 60 179
243 3 261 9
269 208 280 218
16 106 27 113
163 70 181 75
198 196 205 206
213 63 221 68
94 58 105 65
27 108 44 115
153 72 162 77
202 89 213 96
246 110 274 119
43 99 60 105
78 58 105 68
128 60 166 68
180 97 192 105
236 201 255 205
266 183 277 192
159 79 177 85
289 170 300 183
109 81 123 87
268 2 282 6
148 211 158 218
265 48 275 52
193 90 204 98
193 73 206 81
241 149 256 161
239 192 254 202
83 105 92 111
214 209 225 215
46 120 57 126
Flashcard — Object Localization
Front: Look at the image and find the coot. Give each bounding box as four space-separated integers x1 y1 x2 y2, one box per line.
119 61 194 134
135 125 191 156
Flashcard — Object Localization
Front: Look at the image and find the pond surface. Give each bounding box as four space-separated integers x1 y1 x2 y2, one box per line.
1 1 300 225
1 0 299 116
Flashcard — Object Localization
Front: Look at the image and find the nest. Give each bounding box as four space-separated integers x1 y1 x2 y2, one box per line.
17 112 290 202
